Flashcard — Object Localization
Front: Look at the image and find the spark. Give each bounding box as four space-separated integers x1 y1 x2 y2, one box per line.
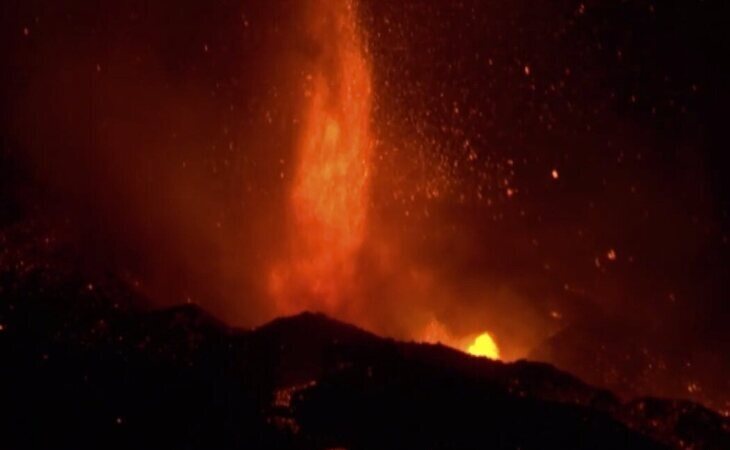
606 249 617 261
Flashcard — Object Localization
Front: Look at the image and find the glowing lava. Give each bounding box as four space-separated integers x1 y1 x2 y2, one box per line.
420 319 501 361
467 332 500 359
270 0 372 315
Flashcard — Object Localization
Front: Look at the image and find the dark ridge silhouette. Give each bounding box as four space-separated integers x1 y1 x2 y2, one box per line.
1 253 728 450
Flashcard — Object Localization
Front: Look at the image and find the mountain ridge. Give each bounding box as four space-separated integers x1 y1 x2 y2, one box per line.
1 262 728 449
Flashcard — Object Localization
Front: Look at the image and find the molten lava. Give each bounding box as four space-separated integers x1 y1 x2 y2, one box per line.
270 0 372 315
420 319 501 360
467 332 500 360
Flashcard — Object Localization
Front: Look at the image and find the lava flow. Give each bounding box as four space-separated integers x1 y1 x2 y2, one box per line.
269 0 372 316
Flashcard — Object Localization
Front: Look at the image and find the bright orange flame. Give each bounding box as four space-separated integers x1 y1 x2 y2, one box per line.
270 0 372 315
467 332 500 359
420 319 501 361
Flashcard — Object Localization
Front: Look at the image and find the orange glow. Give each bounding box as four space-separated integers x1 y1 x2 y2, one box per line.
467 332 500 359
419 319 501 361
270 0 372 314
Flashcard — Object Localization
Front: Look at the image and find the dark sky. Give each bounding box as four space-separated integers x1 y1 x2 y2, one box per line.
1 0 728 412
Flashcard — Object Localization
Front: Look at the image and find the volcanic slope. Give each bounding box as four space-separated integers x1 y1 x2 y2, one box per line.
0 253 728 449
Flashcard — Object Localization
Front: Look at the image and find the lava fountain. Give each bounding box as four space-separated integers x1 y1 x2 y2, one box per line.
269 0 372 316
266 0 502 361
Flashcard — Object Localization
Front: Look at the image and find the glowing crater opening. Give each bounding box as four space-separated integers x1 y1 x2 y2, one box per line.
467 332 500 360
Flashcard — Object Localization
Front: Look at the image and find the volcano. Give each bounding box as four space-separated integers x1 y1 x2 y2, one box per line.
2 0 730 448
1 258 727 450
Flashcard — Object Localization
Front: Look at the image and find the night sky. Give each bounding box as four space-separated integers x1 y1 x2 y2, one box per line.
1 0 728 413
